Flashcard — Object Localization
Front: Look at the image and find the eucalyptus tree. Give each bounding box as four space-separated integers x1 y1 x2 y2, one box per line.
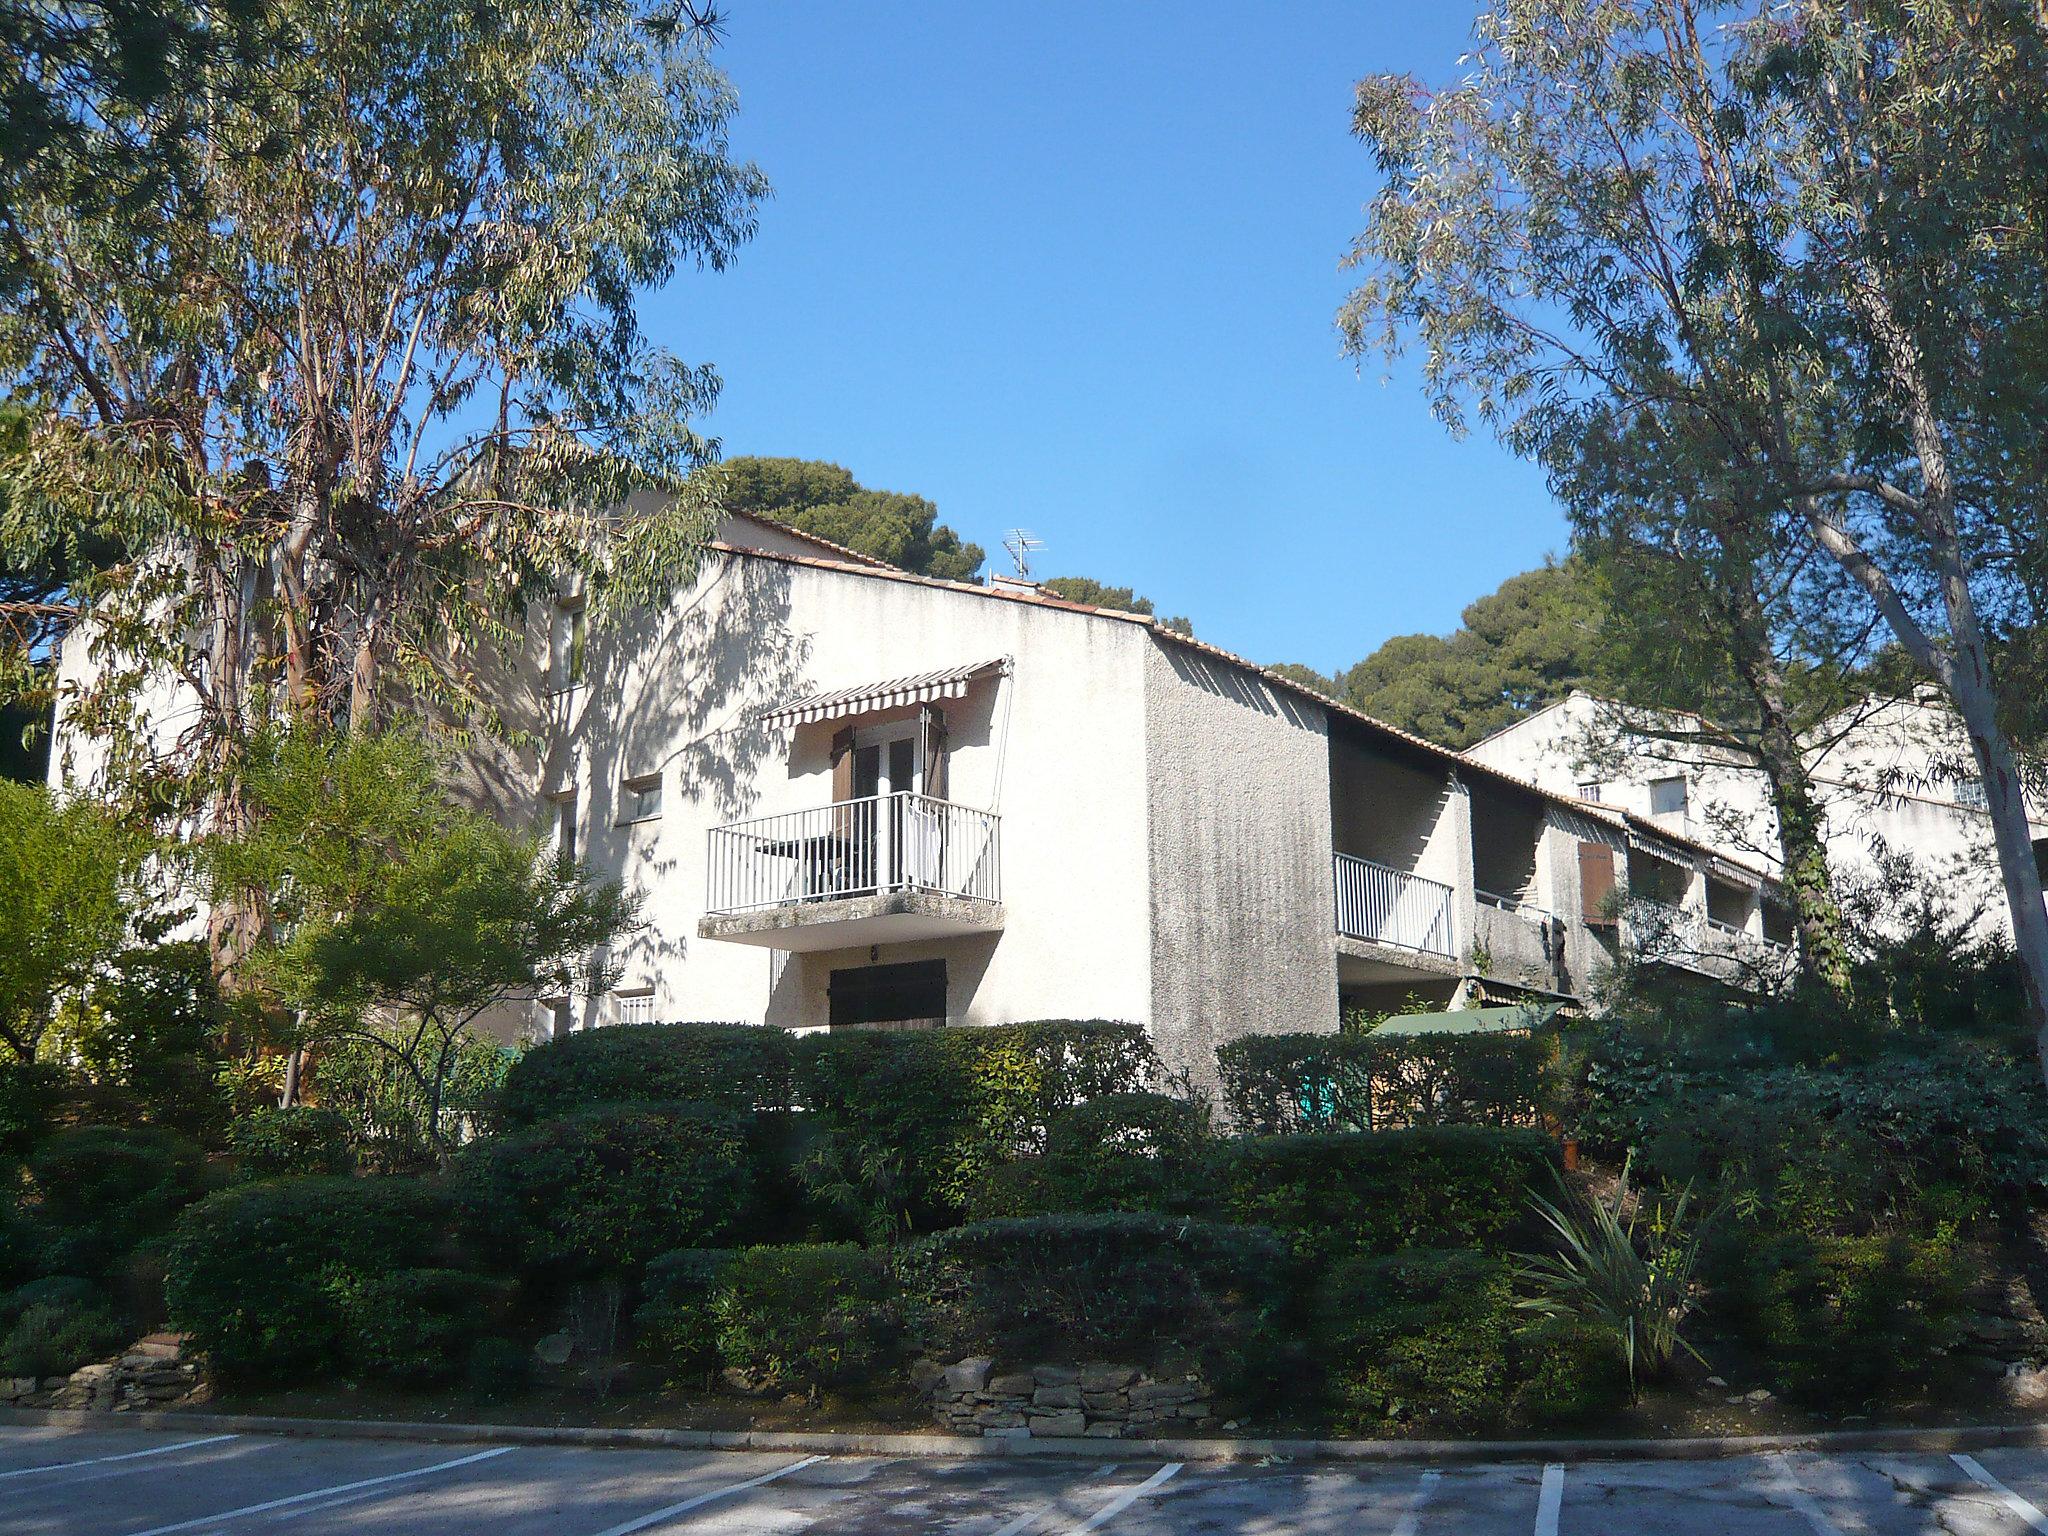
0 0 765 826
1342 0 2048 1060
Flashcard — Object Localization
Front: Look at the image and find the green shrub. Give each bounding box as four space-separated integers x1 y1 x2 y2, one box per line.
456 1103 752 1276
635 1248 739 1375
164 1176 454 1382
0 1299 129 1378
709 1244 898 1393
340 1268 515 1384
496 1023 793 1125
898 1213 1288 1396
1213 1128 1555 1260
464 1336 532 1399
313 1027 516 1172
1720 1229 1973 1404
795 1021 1157 1233
0 1059 61 1166
970 1092 1209 1218
48 942 236 1142
24 1125 211 1278
1510 1316 1630 1427
1579 1033 2048 1224
228 1107 354 1180
1317 1248 1514 1431
1217 1029 1558 1135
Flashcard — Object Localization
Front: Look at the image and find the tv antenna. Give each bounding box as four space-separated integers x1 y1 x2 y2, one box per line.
1002 529 1045 579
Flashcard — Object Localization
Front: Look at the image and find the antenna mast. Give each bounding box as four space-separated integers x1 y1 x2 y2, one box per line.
1002 529 1045 579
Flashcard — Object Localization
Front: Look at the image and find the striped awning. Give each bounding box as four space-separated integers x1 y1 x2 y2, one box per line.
759 657 1011 728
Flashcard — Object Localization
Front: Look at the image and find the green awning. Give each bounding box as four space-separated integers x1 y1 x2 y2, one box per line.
1374 1002 1564 1035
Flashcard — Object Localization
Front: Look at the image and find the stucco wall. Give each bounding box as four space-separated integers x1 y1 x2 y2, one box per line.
524 549 1157 1038
1142 640 1340 1089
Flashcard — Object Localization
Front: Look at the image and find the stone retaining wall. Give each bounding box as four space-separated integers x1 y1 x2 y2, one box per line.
927 1357 1214 1438
0 1332 203 1413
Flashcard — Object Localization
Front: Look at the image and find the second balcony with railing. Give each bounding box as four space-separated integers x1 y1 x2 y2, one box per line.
699 792 1004 951
1333 853 1458 960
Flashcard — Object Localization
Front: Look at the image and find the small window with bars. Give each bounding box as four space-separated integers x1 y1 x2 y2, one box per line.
615 989 656 1026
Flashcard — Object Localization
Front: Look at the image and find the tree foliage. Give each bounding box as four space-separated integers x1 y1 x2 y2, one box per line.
1341 0 2048 1051
0 781 150 1063
2 0 766 816
716 456 983 580
1329 562 1604 748
204 727 634 1149
1041 575 1192 635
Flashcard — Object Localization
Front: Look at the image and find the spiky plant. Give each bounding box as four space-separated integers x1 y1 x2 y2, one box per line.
1515 1155 1709 1402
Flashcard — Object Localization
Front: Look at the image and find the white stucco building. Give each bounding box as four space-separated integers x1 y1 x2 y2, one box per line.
47 514 1797 1083
450 515 1791 1081
1465 689 2048 944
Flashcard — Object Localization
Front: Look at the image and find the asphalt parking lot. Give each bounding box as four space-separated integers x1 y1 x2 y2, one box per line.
8 1424 2048 1534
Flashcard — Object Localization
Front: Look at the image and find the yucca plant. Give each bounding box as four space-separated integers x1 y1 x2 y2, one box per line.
1515 1155 1710 1402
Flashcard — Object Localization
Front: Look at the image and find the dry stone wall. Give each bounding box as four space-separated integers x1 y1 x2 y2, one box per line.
926 1357 1214 1438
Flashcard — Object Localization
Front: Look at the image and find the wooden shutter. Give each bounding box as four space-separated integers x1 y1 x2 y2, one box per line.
829 727 855 803
1578 841 1618 925
920 703 949 800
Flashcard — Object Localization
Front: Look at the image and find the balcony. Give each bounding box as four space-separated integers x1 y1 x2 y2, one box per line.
1629 902 1793 982
699 793 1003 951
1334 853 1457 960
1474 889 1562 989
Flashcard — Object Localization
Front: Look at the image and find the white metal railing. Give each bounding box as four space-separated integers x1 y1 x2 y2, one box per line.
706 792 1001 916
1334 853 1457 957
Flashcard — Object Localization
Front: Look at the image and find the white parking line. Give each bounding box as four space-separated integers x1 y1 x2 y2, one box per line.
126 1445 516 1535
988 1465 1120 1536
0 1434 242 1480
1390 1469 1441 1536
1953 1453 2048 1534
1765 1454 1845 1536
588 1453 829 1536
1534 1463 1565 1536
1066 1463 1182 1534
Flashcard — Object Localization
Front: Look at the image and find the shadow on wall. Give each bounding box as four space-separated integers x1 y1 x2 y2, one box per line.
1162 645 1322 732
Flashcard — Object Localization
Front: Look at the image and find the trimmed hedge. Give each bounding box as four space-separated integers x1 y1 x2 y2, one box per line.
1218 1029 1557 1135
1719 1229 1973 1404
165 1176 457 1382
1317 1248 1515 1430
24 1125 212 1278
795 1021 1158 1232
228 1107 353 1180
496 1023 792 1125
1213 1128 1555 1260
897 1213 1289 1395
455 1102 753 1275
340 1268 516 1384
636 1244 898 1393
969 1092 1209 1218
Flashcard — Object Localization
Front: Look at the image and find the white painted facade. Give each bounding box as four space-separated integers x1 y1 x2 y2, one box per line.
47 516 1794 1083
1465 688 2048 943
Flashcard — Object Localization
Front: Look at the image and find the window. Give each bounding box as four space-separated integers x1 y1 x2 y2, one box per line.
550 598 586 690
615 989 655 1026
1955 778 1988 810
1575 781 1603 804
542 998 573 1038
829 959 947 1028
620 771 663 824
1649 775 1689 817
549 789 578 866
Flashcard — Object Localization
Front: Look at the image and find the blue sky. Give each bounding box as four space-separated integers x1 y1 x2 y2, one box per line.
650 3 1567 675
